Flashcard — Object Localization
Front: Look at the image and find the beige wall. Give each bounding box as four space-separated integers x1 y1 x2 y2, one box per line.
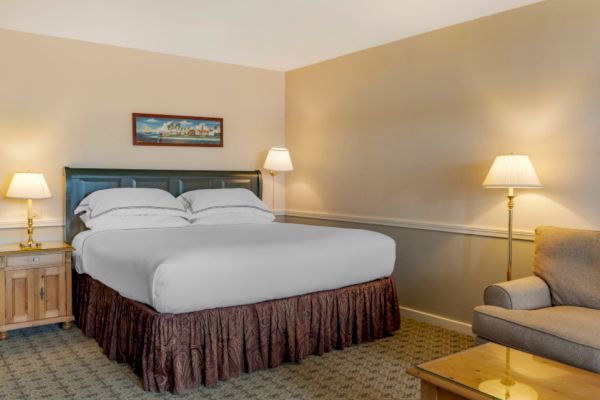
286 0 600 233
0 29 285 244
285 0 600 324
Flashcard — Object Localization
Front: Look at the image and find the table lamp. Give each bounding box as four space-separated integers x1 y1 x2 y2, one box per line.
6 172 52 249
483 154 542 281
263 147 293 210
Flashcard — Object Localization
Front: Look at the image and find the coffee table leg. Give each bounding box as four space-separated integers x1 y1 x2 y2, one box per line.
421 381 438 399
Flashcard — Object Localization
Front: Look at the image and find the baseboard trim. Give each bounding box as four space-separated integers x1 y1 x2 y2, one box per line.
400 306 474 336
285 209 534 241
0 218 64 230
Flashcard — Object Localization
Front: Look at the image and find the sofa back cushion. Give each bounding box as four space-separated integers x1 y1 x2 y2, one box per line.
534 226 600 309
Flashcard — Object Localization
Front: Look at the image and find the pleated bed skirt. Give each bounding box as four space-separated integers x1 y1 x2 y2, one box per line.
76 274 401 394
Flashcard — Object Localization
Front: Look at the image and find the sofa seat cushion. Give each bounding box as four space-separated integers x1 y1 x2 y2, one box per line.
473 305 600 373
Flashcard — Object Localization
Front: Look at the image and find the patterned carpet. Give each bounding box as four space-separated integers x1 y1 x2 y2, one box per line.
0 319 473 399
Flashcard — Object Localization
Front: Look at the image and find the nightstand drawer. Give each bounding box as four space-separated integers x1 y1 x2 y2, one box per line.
6 253 64 268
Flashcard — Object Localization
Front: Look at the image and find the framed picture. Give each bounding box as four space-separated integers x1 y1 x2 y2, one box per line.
132 113 223 147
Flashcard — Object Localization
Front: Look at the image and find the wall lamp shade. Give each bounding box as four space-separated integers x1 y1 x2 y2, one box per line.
263 147 293 172
483 155 542 189
6 172 52 199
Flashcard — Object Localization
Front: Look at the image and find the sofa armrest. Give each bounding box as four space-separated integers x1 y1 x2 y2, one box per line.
484 276 552 310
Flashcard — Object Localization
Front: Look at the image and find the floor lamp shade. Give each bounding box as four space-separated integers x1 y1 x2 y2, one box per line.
264 147 293 172
483 155 542 189
483 154 542 281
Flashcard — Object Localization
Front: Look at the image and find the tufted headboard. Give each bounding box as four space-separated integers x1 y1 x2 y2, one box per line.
64 167 262 243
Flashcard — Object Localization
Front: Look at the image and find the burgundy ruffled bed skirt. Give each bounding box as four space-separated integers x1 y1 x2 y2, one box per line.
76 274 401 394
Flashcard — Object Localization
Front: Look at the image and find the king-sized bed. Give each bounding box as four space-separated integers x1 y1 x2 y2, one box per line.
66 167 400 394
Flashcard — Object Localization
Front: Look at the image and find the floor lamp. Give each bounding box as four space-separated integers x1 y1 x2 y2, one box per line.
483 154 542 281
263 147 293 210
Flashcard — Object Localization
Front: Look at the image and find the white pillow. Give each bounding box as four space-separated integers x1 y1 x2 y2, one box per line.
79 214 189 231
179 188 274 225
75 188 189 231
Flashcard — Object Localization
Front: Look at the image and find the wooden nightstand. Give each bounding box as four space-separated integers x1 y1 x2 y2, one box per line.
0 242 74 340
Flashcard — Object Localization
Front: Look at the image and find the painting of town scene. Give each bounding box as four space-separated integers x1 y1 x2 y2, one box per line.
133 113 223 147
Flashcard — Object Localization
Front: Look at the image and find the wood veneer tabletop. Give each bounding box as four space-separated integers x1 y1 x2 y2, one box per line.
0 242 73 254
415 343 600 400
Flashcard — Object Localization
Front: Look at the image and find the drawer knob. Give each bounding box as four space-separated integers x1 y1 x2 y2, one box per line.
32 256 40 263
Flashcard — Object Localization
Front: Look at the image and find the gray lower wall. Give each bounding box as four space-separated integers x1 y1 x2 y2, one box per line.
284 215 535 324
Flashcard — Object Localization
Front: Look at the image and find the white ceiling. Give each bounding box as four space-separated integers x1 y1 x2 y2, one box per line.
0 0 542 71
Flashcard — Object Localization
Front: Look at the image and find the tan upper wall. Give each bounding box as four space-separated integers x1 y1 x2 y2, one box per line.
286 0 600 232
0 29 285 243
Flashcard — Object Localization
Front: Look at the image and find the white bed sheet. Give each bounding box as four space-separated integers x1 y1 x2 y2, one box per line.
73 222 395 314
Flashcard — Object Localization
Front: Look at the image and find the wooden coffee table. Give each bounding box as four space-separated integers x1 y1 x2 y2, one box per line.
408 342 600 400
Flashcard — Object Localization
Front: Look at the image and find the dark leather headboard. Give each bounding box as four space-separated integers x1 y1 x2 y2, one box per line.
64 167 262 243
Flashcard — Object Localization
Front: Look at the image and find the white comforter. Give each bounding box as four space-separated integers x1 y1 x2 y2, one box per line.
73 222 395 314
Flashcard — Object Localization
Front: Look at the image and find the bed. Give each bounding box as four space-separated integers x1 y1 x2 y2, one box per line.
66 167 401 394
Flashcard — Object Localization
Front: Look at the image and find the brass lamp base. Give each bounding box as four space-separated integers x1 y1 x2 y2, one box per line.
20 241 43 249
21 200 42 249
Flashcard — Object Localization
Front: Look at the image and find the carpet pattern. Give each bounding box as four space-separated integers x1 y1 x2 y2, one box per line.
0 319 473 399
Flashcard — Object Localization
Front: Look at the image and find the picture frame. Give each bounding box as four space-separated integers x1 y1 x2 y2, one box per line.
132 113 223 147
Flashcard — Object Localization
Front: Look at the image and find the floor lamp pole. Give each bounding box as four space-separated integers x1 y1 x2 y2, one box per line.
506 187 515 281
270 170 277 210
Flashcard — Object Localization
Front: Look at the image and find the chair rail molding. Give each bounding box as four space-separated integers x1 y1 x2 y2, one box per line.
0 211 536 241
0 218 63 230
284 209 535 241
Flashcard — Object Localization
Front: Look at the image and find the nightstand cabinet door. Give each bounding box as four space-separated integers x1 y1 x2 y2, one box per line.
36 266 67 320
5 269 36 324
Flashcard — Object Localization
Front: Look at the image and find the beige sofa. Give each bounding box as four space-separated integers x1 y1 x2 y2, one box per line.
472 226 600 373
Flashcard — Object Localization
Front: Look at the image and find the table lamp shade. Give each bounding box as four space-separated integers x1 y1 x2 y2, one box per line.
483 155 542 189
264 147 293 172
6 172 52 199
